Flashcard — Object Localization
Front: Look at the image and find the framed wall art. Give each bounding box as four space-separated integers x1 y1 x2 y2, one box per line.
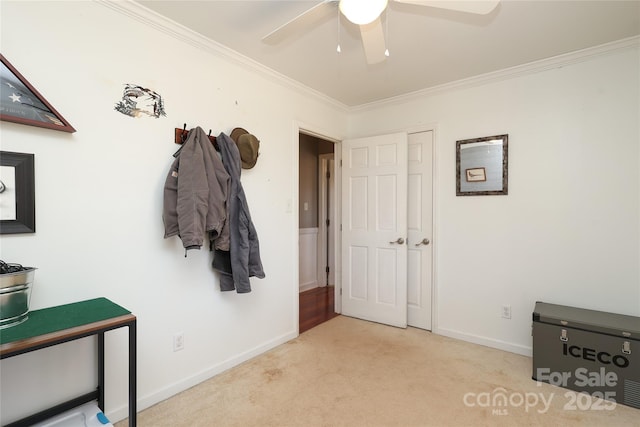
0 54 75 133
0 151 35 234
456 134 508 196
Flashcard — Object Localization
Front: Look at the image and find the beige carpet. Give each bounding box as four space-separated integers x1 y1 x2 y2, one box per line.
117 316 639 426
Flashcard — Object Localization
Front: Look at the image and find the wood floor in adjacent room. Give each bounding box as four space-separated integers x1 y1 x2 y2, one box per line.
299 285 339 333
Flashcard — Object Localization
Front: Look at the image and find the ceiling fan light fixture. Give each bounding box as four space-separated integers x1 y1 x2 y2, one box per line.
339 0 388 25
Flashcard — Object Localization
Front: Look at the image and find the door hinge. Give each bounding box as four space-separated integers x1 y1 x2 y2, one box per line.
326 219 330 226
326 266 330 273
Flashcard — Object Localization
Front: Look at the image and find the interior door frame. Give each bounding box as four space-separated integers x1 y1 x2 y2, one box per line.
317 153 336 288
294 122 343 331
292 121 436 333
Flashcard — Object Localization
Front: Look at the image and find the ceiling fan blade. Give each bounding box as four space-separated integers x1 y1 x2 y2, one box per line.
360 17 387 65
262 1 336 43
394 0 500 15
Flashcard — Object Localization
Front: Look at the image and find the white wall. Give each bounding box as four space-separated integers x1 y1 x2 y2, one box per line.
0 1 347 424
349 41 640 354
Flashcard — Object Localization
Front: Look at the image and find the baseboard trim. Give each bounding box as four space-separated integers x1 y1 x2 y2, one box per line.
107 329 298 423
434 327 532 357
299 282 318 292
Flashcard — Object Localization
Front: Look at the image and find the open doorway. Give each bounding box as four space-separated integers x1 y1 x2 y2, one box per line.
298 132 339 333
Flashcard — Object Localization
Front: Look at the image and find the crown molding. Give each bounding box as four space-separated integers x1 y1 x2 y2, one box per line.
96 0 638 114
95 0 350 113
351 35 640 112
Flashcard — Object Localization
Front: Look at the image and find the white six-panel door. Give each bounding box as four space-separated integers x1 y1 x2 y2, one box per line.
341 133 408 328
407 131 433 330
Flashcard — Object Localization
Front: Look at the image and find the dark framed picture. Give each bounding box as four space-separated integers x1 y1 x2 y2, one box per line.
0 54 75 133
465 167 486 182
0 151 35 234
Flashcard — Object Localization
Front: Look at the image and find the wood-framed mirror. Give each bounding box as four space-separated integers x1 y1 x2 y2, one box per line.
456 134 508 196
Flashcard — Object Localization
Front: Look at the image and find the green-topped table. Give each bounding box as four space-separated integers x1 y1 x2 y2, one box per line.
0 297 136 427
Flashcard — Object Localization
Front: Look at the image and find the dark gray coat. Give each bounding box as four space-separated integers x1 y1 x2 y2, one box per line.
212 132 265 293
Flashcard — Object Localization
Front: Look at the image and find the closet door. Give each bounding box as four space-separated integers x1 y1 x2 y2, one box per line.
341 132 408 328
407 131 433 330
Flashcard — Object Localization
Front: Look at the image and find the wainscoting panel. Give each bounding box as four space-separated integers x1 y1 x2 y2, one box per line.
299 228 319 292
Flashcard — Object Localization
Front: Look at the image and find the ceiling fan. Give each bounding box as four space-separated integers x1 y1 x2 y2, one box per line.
262 0 500 65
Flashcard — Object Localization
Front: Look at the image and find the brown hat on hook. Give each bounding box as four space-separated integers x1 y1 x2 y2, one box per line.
230 127 260 169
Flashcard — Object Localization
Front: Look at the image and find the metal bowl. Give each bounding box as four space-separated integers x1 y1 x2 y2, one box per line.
0 267 36 329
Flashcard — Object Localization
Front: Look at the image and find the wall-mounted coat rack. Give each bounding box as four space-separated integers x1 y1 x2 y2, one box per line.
174 124 218 150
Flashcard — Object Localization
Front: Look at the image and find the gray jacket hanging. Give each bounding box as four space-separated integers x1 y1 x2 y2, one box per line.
163 126 230 252
212 132 265 293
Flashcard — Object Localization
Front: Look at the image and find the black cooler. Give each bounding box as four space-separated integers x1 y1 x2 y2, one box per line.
532 301 640 409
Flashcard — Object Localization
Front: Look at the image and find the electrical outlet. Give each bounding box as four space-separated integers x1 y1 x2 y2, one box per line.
501 305 512 319
173 332 184 352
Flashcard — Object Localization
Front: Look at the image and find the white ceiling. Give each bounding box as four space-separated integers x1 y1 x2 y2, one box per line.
136 0 640 107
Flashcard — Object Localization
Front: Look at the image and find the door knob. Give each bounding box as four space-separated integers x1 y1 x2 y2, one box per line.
415 238 430 246
389 237 405 245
